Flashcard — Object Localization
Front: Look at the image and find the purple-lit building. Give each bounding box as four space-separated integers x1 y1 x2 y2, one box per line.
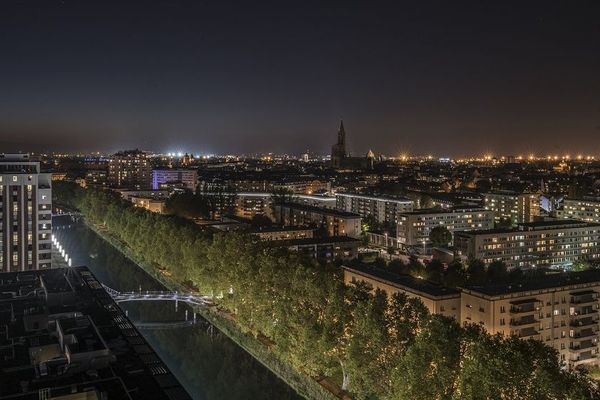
152 169 198 192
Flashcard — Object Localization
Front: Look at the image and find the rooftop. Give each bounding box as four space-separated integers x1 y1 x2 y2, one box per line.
335 192 412 203
343 263 461 298
518 219 592 230
0 267 192 400
563 196 600 203
484 190 539 196
463 269 600 297
455 219 599 236
278 202 361 218
400 206 489 216
0 153 31 161
272 236 361 246
252 225 314 233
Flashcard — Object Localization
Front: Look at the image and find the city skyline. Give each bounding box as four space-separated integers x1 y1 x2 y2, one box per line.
4 2 600 399
1 1 600 156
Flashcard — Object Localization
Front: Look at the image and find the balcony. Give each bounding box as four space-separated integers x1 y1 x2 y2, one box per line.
509 298 541 314
570 316 599 328
571 307 599 318
572 328 599 339
569 341 598 353
510 315 538 327
571 354 598 366
517 327 540 339
570 290 599 306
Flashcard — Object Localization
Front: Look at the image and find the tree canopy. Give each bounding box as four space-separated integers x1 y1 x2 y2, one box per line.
429 225 452 247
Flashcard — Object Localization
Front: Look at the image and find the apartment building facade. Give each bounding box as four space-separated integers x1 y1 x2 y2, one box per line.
231 192 336 219
0 154 52 272
273 203 361 238
335 193 413 226
454 220 600 269
344 264 600 368
343 264 462 320
483 191 540 225
461 273 600 368
397 207 495 247
274 236 361 261
152 168 198 191
557 198 600 224
108 150 152 190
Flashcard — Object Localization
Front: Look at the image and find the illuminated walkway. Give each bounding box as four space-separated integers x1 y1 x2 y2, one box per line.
101 284 213 307
102 284 212 329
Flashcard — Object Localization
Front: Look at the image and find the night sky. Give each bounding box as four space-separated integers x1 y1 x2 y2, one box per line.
1 1 599 156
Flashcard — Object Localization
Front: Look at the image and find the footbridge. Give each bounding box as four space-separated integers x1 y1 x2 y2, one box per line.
102 284 213 330
101 284 213 307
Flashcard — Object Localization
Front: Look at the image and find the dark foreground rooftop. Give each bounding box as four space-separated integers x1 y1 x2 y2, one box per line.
0 267 192 400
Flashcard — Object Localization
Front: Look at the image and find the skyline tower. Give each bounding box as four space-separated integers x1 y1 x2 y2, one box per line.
331 120 347 168
0 154 52 272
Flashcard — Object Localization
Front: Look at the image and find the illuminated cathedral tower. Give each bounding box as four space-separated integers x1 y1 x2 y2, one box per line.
331 120 347 168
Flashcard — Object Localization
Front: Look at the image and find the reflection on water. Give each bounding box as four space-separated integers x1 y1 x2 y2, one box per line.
52 216 303 400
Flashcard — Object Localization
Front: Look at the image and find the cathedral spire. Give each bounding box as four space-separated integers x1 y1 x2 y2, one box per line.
337 119 346 145
332 119 347 168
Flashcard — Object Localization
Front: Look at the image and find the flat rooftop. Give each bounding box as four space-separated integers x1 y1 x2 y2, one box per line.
563 197 600 203
519 219 593 229
343 263 460 298
253 226 314 233
335 192 412 203
279 202 361 218
400 206 488 215
455 219 599 236
272 236 361 246
0 267 192 400
463 269 600 297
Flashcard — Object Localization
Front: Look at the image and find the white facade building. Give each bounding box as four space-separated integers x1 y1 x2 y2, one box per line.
397 207 495 247
335 193 413 225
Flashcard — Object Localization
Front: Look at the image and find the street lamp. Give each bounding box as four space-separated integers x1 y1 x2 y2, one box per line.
384 232 389 259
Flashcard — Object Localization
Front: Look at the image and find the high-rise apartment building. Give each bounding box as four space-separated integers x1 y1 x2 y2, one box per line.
0 154 52 272
483 191 540 225
108 150 152 190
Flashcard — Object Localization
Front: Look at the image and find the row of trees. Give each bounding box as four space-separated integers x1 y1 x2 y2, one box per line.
54 182 600 400
385 255 559 289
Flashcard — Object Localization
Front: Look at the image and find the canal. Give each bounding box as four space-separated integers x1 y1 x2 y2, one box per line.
52 215 303 400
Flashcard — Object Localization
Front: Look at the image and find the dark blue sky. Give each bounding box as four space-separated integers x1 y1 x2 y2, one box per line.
1 1 599 156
